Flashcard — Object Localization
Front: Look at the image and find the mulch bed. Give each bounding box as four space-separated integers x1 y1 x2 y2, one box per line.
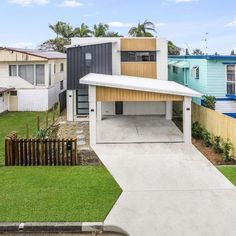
192 138 236 166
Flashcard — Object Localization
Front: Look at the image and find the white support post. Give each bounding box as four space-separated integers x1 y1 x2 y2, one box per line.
183 97 192 144
89 85 97 145
67 90 74 121
97 101 102 121
165 101 173 120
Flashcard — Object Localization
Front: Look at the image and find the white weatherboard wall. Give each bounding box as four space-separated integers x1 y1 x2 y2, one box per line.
0 93 9 113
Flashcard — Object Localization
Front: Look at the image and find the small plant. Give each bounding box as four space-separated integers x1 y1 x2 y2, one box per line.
202 95 216 110
222 139 233 162
212 136 223 154
201 129 212 147
192 122 203 139
35 129 49 139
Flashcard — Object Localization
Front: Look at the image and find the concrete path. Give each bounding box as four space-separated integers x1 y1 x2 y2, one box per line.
93 143 236 236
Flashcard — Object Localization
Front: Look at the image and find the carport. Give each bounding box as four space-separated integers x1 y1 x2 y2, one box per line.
80 73 201 145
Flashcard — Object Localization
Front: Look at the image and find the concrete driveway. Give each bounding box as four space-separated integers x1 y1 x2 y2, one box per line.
97 115 183 143
93 143 236 236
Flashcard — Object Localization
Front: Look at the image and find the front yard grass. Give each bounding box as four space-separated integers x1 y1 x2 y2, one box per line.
0 166 121 222
0 112 122 222
218 166 236 186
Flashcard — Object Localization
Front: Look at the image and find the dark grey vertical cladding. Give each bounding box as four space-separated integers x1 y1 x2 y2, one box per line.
67 43 112 90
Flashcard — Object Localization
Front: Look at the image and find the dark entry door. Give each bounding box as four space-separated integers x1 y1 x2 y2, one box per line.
115 102 123 115
59 91 66 113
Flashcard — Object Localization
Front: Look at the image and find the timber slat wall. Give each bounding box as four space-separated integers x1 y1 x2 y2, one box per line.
5 135 77 166
192 102 236 156
121 62 157 79
121 38 156 51
96 86 184 102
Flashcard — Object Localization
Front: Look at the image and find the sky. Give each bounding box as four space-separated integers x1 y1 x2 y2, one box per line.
0 0 236 54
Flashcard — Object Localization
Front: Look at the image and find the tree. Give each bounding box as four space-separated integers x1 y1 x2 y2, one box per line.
49 21 72 38
168 41 181 55
39 38 70 53
73 23 92 37
106 31 123 37
231 49 235 55
128 20 156 37
192 48 204 55
93 23 109 37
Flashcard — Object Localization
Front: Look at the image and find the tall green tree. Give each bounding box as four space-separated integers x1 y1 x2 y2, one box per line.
49 21 72 38
93 23 109 37
192 48 204 55
73 23 92 37
128 20 156 37
168 41 181 55
39 38 70 53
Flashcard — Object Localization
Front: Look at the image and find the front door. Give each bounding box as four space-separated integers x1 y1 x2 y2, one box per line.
115 102 123 115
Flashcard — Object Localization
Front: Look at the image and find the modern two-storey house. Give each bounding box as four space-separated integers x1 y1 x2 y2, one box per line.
169 55 236 116
67 37 201 145
0 47 67 112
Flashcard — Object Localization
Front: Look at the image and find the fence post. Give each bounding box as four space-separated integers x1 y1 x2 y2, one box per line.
46 112 49 129
58 101 60 117
37 116 40 131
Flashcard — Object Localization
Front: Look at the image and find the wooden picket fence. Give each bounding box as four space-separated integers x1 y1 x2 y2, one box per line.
5 133 78 166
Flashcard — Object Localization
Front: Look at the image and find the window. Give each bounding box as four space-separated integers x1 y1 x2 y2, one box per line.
192 66 200 79
9 65 17 76
60 80 64 90
10 91 17 96
36 64 45 86
227 65 235 95
49 64 52 86
18 65 34 84
121 51 156 62
60 63 64 72
85 52 92 67
54 64 56 74
173 66 178 74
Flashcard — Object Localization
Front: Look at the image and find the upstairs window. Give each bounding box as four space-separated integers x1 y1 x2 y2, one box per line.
226 65 235 95
60 80 64 90
60 63 64 72
85 52 92 67
173 66 178 74
192 66 200 79
18 65 34 85
9 65 17 76
36 64 45 86
121 51 156 62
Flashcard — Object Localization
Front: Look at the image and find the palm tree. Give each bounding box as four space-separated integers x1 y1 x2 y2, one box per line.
49 21 74 39
93 23 109 37
128 20 156 37
73 23 92 37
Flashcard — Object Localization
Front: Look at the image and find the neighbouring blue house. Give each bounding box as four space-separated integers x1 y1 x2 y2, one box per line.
168 55 236 116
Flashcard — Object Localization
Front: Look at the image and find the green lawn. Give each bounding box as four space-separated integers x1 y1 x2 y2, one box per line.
0 112 121 222
0 166 121 222
218 166 236 186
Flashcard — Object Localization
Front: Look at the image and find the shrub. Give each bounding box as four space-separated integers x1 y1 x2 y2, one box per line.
201 129 212 147
202 95 216 110
192 122 203 139
36 129 49 139
212 136 223 154
222 140 233 162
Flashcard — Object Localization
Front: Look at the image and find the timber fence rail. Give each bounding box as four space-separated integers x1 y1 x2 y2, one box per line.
5 132 77 166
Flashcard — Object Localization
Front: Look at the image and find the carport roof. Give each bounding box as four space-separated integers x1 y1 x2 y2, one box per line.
80 73 202 97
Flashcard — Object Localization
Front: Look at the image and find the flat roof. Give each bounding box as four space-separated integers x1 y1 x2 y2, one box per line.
80 73 202 97
169 55 236 60
0 47 66 60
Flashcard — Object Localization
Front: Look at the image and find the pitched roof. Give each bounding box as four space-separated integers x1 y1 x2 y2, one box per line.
1 47 66 60
80 73 202 97
169 55 236 60
0 86 14 94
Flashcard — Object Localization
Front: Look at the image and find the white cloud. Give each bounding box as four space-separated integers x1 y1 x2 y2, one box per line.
9 0 49 6
162 0 198 4
57 0 83 8
155 22 167 27
108 22 134 28
225 20 236 27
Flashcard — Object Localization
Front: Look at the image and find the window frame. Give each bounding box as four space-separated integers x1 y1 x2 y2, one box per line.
35 64 45 86
121 51 156 62
226 64 236 95
192 65 200 79
9 65 17 77
60 63 64 72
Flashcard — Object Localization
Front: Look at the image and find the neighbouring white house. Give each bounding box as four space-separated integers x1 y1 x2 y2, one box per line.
0 86 14 113
0 47 67 112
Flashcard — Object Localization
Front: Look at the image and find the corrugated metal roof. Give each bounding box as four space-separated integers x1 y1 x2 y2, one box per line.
1 47 66 59
0 86 14 93
80 73 202 97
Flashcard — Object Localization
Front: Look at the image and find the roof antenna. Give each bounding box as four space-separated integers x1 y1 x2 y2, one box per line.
202 32 208 55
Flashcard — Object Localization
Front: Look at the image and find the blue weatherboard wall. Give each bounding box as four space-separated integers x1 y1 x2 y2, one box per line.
168 55 236 100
